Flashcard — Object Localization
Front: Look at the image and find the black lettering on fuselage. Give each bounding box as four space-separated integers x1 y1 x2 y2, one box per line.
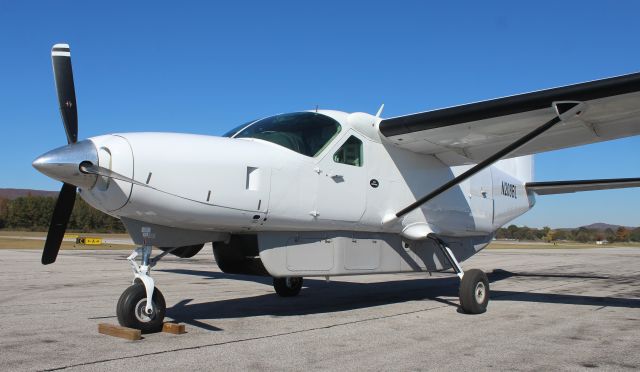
501 181 517 199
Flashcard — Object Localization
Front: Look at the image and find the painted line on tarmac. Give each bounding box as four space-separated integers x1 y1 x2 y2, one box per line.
41 270 610 371
41 302 452 371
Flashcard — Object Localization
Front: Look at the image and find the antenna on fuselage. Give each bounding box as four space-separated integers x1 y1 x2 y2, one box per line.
375 104 385 118
315 105 318 113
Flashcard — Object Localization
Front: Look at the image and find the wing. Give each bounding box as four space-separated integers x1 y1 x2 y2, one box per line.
379 72 640 165
526 177 640 196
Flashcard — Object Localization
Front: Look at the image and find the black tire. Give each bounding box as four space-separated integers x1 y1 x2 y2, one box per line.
273 277 303 297
116 283 166 333
459 269 490 314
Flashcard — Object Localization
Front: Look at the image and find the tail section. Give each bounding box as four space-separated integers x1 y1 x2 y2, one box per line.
494 155 534 183
515 155 534 183
491 155 536 229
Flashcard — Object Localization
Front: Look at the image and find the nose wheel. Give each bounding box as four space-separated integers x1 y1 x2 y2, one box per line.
116 282 166 333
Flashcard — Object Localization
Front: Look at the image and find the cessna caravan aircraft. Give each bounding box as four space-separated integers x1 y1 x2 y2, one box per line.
33 44 640 332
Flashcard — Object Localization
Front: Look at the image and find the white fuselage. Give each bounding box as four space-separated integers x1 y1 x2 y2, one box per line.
79 110 534 248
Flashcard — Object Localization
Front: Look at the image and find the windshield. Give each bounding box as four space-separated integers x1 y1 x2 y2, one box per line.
222 119 257 137
233 112 341 157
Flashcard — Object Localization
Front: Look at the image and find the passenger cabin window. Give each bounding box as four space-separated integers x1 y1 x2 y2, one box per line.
232 112 341 157
333 135 363 166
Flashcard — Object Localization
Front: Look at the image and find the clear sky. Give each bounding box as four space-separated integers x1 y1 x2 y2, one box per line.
1 1 638 228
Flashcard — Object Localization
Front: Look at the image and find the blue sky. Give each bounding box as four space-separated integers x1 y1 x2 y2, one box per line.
0 1 638 228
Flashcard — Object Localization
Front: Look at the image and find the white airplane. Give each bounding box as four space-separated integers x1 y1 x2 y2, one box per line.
33 44 640 333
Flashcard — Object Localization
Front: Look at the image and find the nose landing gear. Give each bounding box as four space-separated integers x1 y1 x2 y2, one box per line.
116 243 172 333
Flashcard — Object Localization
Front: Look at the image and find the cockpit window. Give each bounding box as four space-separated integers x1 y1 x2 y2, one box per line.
333 135 363 166
232 112 341 157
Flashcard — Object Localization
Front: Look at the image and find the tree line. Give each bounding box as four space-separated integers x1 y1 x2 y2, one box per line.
1 195 639 242
0 195 125 232
496 224 640 243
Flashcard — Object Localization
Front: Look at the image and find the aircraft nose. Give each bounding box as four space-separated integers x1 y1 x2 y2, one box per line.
32 140 99 189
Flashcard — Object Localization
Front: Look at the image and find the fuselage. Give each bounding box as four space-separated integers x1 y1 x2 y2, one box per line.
71 110 534 246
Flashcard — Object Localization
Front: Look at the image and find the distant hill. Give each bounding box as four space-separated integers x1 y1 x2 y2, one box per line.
580 222 636 231
0 188 58 200
555 222 637 231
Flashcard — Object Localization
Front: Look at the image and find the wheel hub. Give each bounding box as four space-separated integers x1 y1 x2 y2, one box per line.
286 277 301 289
474 282 486 303
134 299 156 322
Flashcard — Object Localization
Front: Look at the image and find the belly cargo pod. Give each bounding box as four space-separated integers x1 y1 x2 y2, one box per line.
256 232 492 276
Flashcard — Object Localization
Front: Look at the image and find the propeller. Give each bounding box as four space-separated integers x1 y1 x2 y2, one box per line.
42 183 77 264
42 44 79 264
52 44 78 144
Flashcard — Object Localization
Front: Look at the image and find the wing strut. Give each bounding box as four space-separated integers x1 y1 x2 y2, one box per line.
392 101 584 220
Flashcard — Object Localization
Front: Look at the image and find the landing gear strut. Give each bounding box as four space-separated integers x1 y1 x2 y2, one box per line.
117 243 172 333
430 234 490 314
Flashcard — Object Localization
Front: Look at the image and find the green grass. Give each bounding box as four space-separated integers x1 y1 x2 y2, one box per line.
1 230 638 251
0 231 134 250
487 241 640 249
0 230 130 239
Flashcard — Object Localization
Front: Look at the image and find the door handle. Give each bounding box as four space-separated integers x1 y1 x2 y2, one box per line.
328 173 344 182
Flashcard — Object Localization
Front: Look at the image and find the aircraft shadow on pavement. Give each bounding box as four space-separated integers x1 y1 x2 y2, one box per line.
158 268 640 331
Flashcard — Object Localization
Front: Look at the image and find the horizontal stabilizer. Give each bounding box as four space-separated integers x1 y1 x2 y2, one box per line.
526 177 640 195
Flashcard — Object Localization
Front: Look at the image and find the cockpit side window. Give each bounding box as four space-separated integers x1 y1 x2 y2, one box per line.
233 112 341 157
333 135 363 166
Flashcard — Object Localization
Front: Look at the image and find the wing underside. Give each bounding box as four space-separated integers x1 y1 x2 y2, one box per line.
379 72 640 166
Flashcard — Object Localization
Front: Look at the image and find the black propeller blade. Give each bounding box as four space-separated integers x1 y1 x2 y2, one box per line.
42 43 80 265
42 183 76 265
51 44 78 144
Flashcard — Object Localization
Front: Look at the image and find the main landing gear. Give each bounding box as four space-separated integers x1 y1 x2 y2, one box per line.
273 276 303 297
116 244 172 333
429 234 490 314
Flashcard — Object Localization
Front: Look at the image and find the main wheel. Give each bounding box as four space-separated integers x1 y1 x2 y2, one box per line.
116 283 166 333
273 277 303 297
459 269 489 314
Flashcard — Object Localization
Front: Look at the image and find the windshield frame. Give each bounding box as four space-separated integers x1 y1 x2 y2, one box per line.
222 119 258 138
230 112 342 158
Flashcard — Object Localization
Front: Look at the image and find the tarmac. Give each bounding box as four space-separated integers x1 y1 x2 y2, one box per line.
0 246 639 371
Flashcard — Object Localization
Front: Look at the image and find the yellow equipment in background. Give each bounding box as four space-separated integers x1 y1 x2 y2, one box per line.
75 237 103 245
